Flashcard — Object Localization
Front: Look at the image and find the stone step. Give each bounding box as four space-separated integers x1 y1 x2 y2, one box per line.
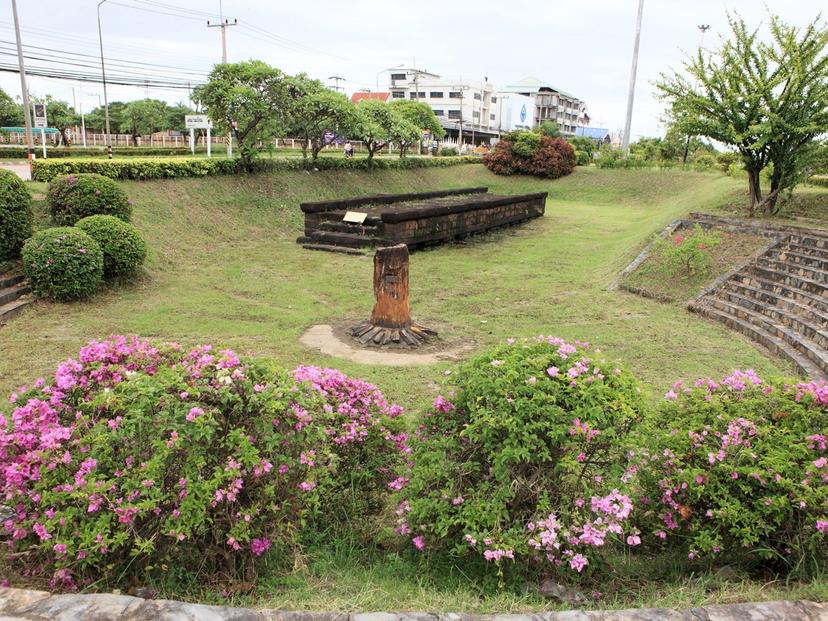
307 230 395 249
733 273 828 316
0 283 31 307
315 220 382 235
722 279 828 329
712 289 828 348
691 303 825 379
301 243 367 256
768 247 828 271
755 256 828 284
786 233 828 250
778 240 828 258
747 262 827 294
0 294 33 325
0 270 25 290
703 296 828 373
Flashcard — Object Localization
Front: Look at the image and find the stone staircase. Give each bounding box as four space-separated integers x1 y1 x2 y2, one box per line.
690 223 828 379
0 262 33 325
299 218 393 255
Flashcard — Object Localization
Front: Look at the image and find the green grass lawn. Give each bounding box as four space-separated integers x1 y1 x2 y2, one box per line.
2 164 823 611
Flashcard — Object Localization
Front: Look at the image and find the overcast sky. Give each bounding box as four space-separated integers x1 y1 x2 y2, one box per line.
1 0 821 138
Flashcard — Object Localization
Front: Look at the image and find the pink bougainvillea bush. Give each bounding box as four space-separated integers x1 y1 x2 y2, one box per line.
0 336 407 589
398 337 647 577
633 371 827 575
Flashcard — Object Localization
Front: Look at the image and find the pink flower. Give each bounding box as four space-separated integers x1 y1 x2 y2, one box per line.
53 543 67 554
547 366 559 377
299 481 316 492
186 407 204 422
412 536 425 550
816 521 828 534
626 534 641 546
490 359 504 367
250 538 271 557
813 457 827 469
664 390 677 400
569 553 588 572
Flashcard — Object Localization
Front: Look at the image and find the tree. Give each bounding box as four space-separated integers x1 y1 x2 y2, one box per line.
657 13 828 216
355 99 394 162
193 61 299 170
122 99 168 146
537 120 561 137
387 100 445 156
289 79 358 161
85 102 127 134
0 88 21 126
40 97 78 146
387 110 421 158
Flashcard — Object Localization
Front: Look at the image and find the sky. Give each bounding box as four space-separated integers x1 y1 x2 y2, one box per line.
0 0 821 139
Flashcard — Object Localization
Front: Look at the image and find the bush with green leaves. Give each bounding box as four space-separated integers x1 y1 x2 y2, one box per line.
658 223 721 277
633 372 827 576
0 337 409 589
47 173 131 225
399 337 647 577
0 168 32 260
22 227 103 301
75 215 147 278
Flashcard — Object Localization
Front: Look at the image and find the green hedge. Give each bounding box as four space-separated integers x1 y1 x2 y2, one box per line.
0 146 208 159
31 156 483 182
808 175 828 187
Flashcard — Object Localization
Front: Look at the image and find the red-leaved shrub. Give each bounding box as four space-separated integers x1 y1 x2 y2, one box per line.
484 134 576 178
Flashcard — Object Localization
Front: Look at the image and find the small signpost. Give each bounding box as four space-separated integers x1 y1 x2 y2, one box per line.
342 211 368 224
33 103 47 159
185 114 213 157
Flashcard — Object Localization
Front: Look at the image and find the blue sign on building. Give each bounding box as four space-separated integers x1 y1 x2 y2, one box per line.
519 104 527 123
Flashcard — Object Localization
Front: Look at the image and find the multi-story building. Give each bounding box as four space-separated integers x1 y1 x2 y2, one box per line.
384 69 588 143
499 76 589 136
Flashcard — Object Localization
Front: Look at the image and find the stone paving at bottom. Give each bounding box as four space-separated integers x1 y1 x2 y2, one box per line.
0 589 826 621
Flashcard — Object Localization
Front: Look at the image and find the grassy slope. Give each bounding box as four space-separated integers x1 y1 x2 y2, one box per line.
0 166 792 412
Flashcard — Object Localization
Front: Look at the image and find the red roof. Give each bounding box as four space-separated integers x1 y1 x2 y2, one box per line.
350 92 390 103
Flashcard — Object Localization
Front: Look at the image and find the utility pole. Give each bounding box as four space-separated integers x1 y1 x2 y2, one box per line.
11 0 34 160
97 0 113 158
208 0 237 157
328 76 345 93
621 0 644 154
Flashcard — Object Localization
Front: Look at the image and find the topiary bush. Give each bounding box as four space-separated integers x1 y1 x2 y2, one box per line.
483 133 576 179
0 168 33 260
399 337 647 577
633 372 827 576
21 227 103 301
75 215 147 278
47 173 131 225
0 336 408 589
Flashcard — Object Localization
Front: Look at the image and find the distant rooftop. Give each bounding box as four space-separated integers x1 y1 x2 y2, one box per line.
350 92 390 103
575 127 610 140
500 76 578 100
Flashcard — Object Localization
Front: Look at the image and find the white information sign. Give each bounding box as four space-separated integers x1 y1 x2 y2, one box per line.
185 114 212 129
343 211 368 224
33 103 47 129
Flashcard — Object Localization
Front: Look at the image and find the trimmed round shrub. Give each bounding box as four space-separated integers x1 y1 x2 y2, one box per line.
633 372 827 575
22 227 103 301
75 215 147 278
0 168 33 260
0 336 408 589
483 133 576 178
399 336 647 577
47 173 131 225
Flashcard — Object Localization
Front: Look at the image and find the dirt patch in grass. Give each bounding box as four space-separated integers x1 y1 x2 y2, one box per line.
621 229 769 303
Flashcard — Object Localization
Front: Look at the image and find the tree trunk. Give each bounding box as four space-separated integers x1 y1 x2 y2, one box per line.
350 244 436 347
370 244 410 328
747 169 762 217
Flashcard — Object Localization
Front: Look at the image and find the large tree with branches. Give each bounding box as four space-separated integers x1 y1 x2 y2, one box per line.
656 13 828 216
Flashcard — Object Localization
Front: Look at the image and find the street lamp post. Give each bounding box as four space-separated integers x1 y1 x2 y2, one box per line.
621 0 644 154
97 0 112 158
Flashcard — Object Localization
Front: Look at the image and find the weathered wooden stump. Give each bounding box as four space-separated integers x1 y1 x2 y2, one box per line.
350 244 437 347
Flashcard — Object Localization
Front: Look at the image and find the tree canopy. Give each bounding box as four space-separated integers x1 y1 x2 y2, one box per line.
288 77 359 161
657 13 828 216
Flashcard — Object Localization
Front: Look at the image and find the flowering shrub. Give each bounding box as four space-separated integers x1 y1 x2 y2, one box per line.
658 224 721 277
22 227 103 301
0 168 32 261
47 173 131 226
633 371 827 574
75 215 147 278
484 133 576 179
0 337 407 589
399 337 647 577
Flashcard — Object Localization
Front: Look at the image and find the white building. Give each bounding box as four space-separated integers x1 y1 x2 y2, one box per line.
384 69 588 143
499 76 589 136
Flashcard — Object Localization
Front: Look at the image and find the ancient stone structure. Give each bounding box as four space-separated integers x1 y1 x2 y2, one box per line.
0 262 32 324
298 187 547 254
686 214 827 379
350 244 436 347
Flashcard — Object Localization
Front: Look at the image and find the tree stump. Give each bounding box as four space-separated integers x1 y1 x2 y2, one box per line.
350 244 437 347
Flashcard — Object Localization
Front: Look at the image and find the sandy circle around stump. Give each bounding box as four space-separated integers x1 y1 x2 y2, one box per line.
300 324 474 366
